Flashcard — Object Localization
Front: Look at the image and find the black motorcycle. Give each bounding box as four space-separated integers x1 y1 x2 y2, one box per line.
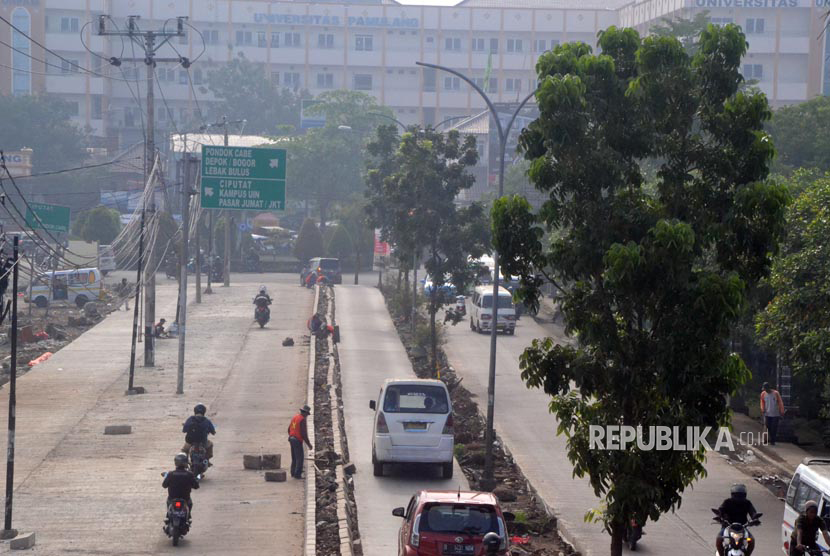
163 496 191 546
711 508 762 556
189 444 209 479
255 305 270 328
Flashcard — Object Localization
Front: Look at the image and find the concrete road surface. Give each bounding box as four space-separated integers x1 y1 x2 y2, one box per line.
0 273 311 554
337 285 468 556
444 305 785 556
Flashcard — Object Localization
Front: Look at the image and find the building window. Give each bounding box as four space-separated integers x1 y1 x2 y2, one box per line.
354 74 372 90
444 37 461 51
179 71 188 85
507 39 523 53
235 30 253 46
202 29 220 45
423 67 436 92
271 33 280 48
355 35 373 51
67 102 79 117
179 30 188 45
443 76 460 91
489 38 499 53
317 73 334 88
472 38 485 51
60 17 79 33
258 32 267 48
318 34 334 48
743 63 763 80
284 72 301 89
61 59 80 74
533 39 546 53
11 8 31 95
193 68 203 85
285 33 301 47
745 18 765 34
505 78 522 92
91 95 103 120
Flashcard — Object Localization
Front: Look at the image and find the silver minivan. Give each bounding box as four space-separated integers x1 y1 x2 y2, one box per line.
469 285 516 335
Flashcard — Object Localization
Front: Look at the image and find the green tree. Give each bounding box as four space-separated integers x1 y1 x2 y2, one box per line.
495 26 789 555
294 217 324 262
206 53 304 135
0 94 88 172
768 96 830 173
326 224 354 262
756 170 830 421
338 196 375 279
75 206 121 245
649 11 710 55
371 128 489 367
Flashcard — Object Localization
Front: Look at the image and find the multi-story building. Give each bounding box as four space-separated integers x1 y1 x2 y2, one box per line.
1 0 827 161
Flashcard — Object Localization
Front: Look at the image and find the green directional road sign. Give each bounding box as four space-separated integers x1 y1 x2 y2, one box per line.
200 145 286 211
25 202 71 233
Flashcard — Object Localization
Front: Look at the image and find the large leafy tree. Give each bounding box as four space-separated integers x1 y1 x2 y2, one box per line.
294 217 324 263
0 94 88 172
756 170 830 417
494 26 789 555
370 128 489 366
649 11 710 55
72 205 121 245
768 96 830 173
206 53 304 135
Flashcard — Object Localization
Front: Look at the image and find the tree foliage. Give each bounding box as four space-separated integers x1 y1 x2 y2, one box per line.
326 224 353 261
294 217 324 262
767 96 830 173
757 169 830 407
649 11 710 55
367 127 489 366
0 94 88 172
72 206 121 245
495 25 789 555
206 53 304 135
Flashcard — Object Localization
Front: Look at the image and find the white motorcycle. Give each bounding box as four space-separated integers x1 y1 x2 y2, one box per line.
711 508 762 556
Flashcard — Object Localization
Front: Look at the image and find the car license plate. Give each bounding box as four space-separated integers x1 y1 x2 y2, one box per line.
443 544 475 555
404 422 427 431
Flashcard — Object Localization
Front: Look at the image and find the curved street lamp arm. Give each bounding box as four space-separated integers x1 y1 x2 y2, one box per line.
416 61 505 142
433 114 472 130
368 111 407 131
503 88 539 140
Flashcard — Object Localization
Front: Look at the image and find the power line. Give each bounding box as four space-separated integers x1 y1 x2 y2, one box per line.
11 157 143 180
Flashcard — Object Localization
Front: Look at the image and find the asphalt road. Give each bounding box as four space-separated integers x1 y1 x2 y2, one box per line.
337 285 468 556
0 273 310 554
443 303 786 556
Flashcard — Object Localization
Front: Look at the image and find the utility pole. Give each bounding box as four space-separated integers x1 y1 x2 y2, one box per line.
2 236 19 539
222 119 231 287
99 15 187 367
206 210 213 294
177 153 194 395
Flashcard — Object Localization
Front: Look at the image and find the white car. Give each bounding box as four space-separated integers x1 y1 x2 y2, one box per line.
370 379 454 479
469 285 516 335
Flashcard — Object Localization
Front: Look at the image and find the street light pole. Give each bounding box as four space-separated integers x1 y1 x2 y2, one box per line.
416 61 537 491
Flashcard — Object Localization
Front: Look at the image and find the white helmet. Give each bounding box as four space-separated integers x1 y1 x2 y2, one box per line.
259 285 267 294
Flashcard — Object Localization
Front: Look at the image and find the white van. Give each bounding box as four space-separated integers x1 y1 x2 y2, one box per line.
782 458 830 554
28 268 104 308
469 285 516 335
370 379 454 479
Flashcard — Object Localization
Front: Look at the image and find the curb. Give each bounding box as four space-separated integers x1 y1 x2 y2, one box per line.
304 285 321 556
325 291 355 556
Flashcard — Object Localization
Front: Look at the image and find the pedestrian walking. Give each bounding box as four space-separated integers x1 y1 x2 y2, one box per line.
116 278 131 310
288 405 312 479
760 381 786 445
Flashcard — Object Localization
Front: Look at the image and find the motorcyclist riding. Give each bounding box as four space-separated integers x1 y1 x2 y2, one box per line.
182 403 216 462
716 484 759 556
790 500 830 556
163 452 200 513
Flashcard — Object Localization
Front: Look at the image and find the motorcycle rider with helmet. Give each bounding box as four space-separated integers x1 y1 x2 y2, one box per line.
716 484 759 556
253 285 272 316
163 452 200 513
182 404 216 462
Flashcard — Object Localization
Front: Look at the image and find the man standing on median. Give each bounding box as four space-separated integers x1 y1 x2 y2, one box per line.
760 381 786 445
288 405 313 479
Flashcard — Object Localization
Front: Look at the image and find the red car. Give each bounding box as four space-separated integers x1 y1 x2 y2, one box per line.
393 490 514 556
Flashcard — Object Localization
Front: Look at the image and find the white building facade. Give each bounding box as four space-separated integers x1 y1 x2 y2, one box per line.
1 0 827 152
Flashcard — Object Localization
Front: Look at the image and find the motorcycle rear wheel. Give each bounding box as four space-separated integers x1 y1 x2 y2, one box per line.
172 531 180 546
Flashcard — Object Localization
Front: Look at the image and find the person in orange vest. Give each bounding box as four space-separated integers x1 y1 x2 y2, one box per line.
288 405 312 479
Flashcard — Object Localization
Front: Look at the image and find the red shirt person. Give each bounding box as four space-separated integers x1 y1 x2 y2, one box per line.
288 405 312 479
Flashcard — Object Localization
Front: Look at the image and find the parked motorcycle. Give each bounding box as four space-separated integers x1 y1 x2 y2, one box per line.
623 517 644 551
163 496 191 546
454 295 466 317
712 508 761 556
189 443 209 479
